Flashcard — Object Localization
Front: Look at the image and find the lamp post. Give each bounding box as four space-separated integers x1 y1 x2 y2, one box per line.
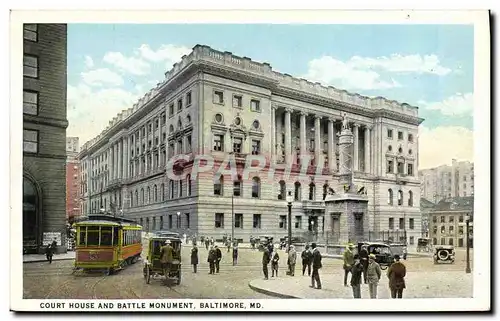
286 191 293 250
465 214 471 274
231 189 235 244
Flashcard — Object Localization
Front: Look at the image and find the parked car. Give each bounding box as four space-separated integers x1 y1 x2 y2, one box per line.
357 242 394 270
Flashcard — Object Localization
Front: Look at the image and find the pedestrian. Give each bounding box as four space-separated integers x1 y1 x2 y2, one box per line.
192 235 197 246
262 244 271 280
301 245 312 276
359 245 369 284
45 243 55 264
287 245 297 276
214 245 222 273
343 243 355 287
205 237 209 250
160 240 174 284
366 254 382 299
226 238 231 253
190 244 199 273
310 243 322 289
207 246 216 274
350 254 364 298
232 241 238 265
271 246 280 277
387 254 406 299
210 237 214 246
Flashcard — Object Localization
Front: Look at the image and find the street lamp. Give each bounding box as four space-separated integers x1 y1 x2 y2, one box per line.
286 191 293 250
177 211 181 231
465 214 471 274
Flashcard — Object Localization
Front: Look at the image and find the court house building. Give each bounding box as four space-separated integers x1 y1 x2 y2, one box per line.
78 45 424 245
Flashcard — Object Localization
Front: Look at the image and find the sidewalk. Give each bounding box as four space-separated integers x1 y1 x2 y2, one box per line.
23 252 75 263
249 270 472 299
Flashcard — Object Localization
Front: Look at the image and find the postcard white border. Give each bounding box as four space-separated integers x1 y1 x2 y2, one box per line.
7 8 491 313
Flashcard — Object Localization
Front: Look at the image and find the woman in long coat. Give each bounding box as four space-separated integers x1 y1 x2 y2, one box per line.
191 245 199 273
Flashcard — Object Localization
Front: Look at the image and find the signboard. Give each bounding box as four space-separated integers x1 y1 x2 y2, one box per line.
42 232 62 246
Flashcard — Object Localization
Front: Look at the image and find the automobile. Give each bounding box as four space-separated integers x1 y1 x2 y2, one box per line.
257 235 274 251
143 235 182 285
433 245 455 264
417 238 433 252
357 242 394 270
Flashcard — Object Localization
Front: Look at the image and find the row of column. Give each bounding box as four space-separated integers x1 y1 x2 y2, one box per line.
272 106 372 174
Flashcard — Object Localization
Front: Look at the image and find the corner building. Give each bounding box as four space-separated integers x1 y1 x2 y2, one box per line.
78 45 423 245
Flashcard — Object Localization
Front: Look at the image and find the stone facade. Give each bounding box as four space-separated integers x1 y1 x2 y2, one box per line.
78 45 423 244
23 24 68 253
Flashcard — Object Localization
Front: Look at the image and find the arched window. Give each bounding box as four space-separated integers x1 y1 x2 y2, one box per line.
179 180 183 197
323 183 329 200
141 188 145 205
186 174 192 196
147 186 151 204
177 118 182 130
130 192 133 207
309 182 316 201
388 189 393 205
233 175 242 197
169 180 175 199
161 183 165 201
294 182 301 201
169 125 174 133
23 176 39 250
214 175 223 195
252 177 260 198
153 184 158 202
408 190 413 207
398 190 403 206
278 180 286 200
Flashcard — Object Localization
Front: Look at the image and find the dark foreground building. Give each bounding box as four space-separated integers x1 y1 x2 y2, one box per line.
22 24 68 253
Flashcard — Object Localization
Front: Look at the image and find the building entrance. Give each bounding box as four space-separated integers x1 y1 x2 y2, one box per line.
23 176 40 253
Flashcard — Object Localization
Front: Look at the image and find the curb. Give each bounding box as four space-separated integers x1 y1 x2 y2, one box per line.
248 281 300 299
23 258 75 264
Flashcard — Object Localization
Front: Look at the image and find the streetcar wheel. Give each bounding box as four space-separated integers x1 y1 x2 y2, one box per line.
146 267 151 284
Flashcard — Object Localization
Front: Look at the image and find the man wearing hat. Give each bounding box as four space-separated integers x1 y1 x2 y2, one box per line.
366 253 382 299
342 243 355 287
309 243 322 289
358 245 369 284
160 240 174 282
387 254 406 298
214 245 222 273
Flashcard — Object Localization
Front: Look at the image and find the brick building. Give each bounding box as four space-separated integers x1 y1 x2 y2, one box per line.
22 24 68 253
429 196 474 247
66 137 81 223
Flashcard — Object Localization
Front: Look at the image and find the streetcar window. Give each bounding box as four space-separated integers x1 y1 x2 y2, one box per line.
86 226 100 246
100 227 113 246
78 227 87 245
113 227 119 246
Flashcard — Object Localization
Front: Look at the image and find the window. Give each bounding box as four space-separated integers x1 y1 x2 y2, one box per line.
215 213 224 228
214 175 223 196
23 90 38 115
449 216 454 223
398 131 403 140
440 238 446 245
235 213 243 228
441 226 445 234
449 238 454 246
185 213 190 229
294 182 301 201
408 133 414 143
398 217 405 229
295 216 302 229
252 177 260 198
168 215 173 229
169 103 174 117
433 226 437 234
186 92 192 106
233 137 242 153
407 164 414 176
409 218 414 229
169 180 175 199
388 189 393 205
214 91 224 104
279 215 287 229
233 95 242 108
177 98 183 112
409 236 414 245
186 135 192 153
408 191 413 206
23 24 38 41
459 215 464 223
161 183 165 201
387 160 394 173
278 180 286 200
162 113 166 124
251 140 261 155
459 226 464 235
397 162 404 174
186 175 192 196
153 185 158 202
389 218 394 230
23 129 38 153
178 180 183 197
387 129 393 139
250 99 261 112
449 226 454 234
214 135 224 151
23 55 38 78
440 216 445 223
253 214 261 229
233 176 242 197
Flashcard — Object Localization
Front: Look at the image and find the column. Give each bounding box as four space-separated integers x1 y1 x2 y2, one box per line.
328 117 335 172
117 140 122 179
271 106 276 163
123 137 128 179
284 108 292 165
299 111 307 158
225 130 232 153
353 124 359 171
364 126 371 174
114 143 119 179
110 144 115 180
314 115 321 166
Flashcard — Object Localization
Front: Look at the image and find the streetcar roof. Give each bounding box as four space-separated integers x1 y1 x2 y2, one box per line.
75 220 141 227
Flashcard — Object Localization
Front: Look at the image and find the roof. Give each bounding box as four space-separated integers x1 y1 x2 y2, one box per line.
149 236 182 241
420 198 436 210
431 196 474 212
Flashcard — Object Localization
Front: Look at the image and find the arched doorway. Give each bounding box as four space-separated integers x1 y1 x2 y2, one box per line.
23 176 40 253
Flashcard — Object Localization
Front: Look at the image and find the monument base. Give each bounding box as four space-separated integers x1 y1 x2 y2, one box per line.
325 193 369 245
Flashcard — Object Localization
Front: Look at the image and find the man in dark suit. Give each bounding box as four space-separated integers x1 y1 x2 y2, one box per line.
310 243 322 289
262 246 271 280
214 245 222 273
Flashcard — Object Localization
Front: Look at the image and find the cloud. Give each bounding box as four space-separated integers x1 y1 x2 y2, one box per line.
350 54 451 76
67 83 143 144
103 51 150 75
81 68 124 87
418 125 473 169
418 92 473 116
84 55 94 68
136 44 191 68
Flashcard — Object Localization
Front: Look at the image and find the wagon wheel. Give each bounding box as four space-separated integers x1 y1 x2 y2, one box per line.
176 268 182 285
145 267 151 284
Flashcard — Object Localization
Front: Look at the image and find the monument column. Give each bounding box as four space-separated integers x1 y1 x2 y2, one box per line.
284 107 292 165
364 126 371 174
314 115 321 166
353 124 359 171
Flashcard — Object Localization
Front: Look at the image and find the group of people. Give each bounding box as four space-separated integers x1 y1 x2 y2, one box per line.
343 243 407 299
188 241 239 274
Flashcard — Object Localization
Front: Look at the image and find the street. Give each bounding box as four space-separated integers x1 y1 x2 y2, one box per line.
23 244 473 299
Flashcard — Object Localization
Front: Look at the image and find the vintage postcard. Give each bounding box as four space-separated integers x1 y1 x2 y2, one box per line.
9 9 490 313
